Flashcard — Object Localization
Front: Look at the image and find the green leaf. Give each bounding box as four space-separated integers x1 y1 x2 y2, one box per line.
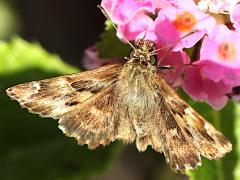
0 38 78 75
0 1 20 39
96 21 131 59
0 37 122 180
185 97 240 180
234 104 240 179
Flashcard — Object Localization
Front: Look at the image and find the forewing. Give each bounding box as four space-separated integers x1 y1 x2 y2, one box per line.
168 98 232 159
58 84 137 149
154 74 232 169
152 85 201 172
6 64 122 119
58 85 118 149
6 64 136 149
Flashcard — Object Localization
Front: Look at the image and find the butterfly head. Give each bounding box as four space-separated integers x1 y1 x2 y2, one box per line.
129 40 157 66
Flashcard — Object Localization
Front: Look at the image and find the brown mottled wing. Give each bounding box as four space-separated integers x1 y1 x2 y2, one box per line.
58 85 117 149
154 74 232 172
58 81 136 149
6 64 125 149
6 64 122 119
152 81 200 172
167 97 232 159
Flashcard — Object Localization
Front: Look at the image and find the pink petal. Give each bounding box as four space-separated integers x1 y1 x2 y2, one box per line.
174 30 206 51
158 49 190 66
117 12 154 41
154 14 180 47
201 60 240 87
111 0 154 24
157 4 215 50
200 25 240 67
158 50 190 86
152 0 173 10
136 31 158 42
152 0 181 10
153 0 197 10
182 61 231 109
101 0 115 14
230 3 240 30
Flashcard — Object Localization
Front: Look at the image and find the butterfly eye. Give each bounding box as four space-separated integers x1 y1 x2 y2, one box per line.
129 50 135 58
149 55 156 65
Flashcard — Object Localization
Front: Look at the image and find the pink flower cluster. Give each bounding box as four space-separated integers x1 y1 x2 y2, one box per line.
83 0 240 109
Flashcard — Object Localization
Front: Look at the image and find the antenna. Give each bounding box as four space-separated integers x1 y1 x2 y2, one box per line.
97 5 136 51
157 31 198 66
149 11 214 58
149 30 198 56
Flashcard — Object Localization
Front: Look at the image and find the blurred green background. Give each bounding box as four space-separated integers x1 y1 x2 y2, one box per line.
0 1 240 180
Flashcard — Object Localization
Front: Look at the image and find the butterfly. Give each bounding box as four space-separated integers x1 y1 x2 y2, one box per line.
6 38 232 173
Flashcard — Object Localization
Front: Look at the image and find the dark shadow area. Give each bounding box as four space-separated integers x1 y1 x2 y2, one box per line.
14 0 105 67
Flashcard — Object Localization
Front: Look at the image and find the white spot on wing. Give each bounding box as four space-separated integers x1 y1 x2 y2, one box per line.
58 125 66 133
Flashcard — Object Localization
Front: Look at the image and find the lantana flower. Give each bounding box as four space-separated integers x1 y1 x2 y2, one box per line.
83 0 240 109
156 0 215 50
183 25 240 109
103 0 215 49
